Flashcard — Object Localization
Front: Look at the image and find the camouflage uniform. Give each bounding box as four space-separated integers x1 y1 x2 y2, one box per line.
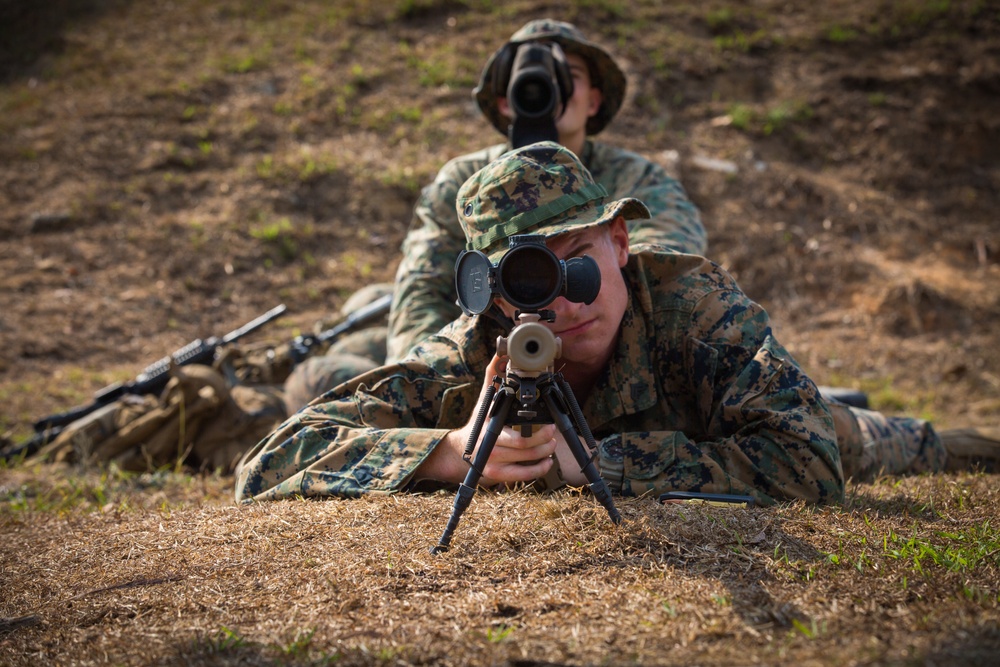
388 140 705 362
386 18 706 363
282 284 391 415
236 142 945 506
283 19 706 410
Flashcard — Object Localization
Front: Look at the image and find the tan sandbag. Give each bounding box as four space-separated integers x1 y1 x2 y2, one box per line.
34 357 288 474
189 383 286 473
95 364 230 470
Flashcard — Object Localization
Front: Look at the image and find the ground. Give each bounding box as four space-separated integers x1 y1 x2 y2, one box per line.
0 1 998 665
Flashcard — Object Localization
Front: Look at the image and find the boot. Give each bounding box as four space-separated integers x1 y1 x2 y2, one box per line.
939 428 1000 473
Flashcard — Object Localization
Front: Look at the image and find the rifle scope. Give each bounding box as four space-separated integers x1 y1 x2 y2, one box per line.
454 235 601 316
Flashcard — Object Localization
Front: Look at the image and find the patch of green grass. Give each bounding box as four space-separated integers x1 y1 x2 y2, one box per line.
826 25 860 43
791 617 826 639
250 217 306 262
820 513 1000 601
219 50 270 75
255 151 341 184
279 628 316 657
400 42 478 89
380 165 422 194
706 8 735 31
858 377 937 420
713 28 772 53
728 103 754 131
763 100 814 135
2 465 131 515
897 0 953 27
486 624 514 643
725 100 813 135
868 91 887 106
863 0 961 40
884 522 1000 576
200 626 249 654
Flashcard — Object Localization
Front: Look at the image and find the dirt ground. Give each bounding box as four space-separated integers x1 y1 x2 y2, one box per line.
1 1 999 665
1 0 998 446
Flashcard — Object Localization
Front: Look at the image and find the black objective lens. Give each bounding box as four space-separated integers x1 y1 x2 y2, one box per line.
454 236 602 316
497 243 561 310
511 75 554 117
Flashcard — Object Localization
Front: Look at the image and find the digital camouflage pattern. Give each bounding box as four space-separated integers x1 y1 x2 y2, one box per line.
456 142 649 262
237 142 944 505
387 140 706 361
474 18 627 137
282 330 384 414
234 251 876 506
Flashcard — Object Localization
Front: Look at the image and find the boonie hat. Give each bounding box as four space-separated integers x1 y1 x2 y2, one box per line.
457 141 649 263
474 19 627 138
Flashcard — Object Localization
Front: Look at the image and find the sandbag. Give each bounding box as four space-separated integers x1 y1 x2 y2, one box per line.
35 362 286 474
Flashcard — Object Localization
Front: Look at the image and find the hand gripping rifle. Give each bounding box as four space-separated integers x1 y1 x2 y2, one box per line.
431 236 622 554
3 304 287 462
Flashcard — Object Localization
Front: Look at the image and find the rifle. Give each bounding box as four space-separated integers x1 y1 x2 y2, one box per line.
2 304 287 462
286 292 392 364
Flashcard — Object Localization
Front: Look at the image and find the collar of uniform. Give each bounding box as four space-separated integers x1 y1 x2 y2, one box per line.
582 286 657 427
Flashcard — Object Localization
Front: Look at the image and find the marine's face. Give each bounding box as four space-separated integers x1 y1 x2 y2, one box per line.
495 217 629 369
554 52 602 138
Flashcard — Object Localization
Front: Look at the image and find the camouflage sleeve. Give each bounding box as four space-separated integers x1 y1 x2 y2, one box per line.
386 148 505 364
598 286 843 506
385 173 466 364
234 325 488 502
592 147 707 255
234 359 477 502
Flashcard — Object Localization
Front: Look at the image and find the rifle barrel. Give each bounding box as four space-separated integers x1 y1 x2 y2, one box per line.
223 304 288 344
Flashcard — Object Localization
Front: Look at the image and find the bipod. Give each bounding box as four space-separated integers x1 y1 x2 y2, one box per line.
431 367 622 554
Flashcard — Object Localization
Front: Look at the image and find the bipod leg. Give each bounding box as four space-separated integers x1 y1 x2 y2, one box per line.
542 383 622 525
431 388 516 554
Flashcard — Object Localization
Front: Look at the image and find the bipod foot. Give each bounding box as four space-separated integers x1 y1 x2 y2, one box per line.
430 483 478 555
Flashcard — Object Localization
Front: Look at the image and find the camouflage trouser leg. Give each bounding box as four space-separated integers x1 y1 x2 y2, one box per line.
282 327 387 414
829 401 946 482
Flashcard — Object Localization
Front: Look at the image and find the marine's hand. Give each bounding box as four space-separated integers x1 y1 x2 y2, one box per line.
420 354 557 485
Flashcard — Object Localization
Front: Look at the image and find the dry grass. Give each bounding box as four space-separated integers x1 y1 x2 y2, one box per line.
1 0 999 664
2 466 998 665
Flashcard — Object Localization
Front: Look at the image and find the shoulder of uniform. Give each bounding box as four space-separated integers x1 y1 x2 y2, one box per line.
440 143 508 172
627 250 746 314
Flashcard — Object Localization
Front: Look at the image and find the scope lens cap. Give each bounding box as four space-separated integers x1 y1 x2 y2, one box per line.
455 250 495 315
564 255 602 305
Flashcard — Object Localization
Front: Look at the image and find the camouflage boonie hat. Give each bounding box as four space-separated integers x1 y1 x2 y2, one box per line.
457 141 649 263
474 19 627 138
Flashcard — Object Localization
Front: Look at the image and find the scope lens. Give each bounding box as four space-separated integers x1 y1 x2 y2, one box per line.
512 76 553 116
498 244 561 309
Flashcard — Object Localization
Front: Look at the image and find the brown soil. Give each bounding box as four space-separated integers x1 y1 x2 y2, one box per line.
1 2 999 664
1 1 998 442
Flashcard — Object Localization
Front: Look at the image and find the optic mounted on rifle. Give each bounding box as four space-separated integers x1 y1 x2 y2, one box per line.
494 42 574 148
433 235 619 554
454 235 601 318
